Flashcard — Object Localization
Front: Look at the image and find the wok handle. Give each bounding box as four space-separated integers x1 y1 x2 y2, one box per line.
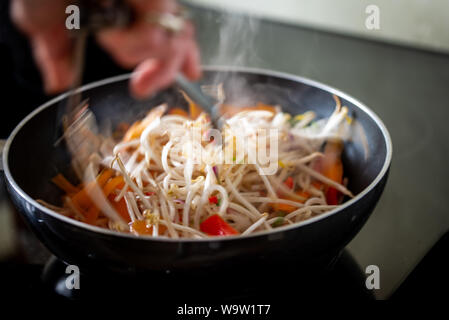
0 139 5 171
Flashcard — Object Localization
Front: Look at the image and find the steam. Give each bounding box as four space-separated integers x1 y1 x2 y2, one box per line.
205 12 268 106
210 14 262 68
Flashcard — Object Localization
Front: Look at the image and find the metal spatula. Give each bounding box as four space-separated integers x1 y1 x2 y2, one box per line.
175 74 225 129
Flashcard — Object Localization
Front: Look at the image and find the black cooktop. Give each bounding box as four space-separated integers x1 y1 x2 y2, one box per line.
1 250 373 302
2 216 448 306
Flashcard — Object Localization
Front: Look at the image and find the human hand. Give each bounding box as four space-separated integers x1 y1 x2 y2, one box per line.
11 0 201 98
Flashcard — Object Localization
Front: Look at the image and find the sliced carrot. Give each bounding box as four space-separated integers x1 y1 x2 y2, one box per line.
97 169 114 188
321 142 343 183
116 180 126 190
71 169 114 211
84 205 100 225
73 173 125 224
122 106 166 142
312 141 344 205
68 196 89 219
158 224 167 235
102 176 124 197
220 104 241 117
51 174 79 194
82 176 125 224
179 91 203 119
275 202 296 213
130 220 167 236
107 194 131 223
168 107 189 117
255 102 277 113
272 190 311 213
321 142 344 208
122 121 142 142
71 189 92 210
189 102 202 120
311 181 323 190
130 220 152 235
295 190 311 201
220 103 277 117
284 177 294 189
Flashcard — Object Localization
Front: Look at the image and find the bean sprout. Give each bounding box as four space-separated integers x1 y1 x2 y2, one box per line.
42 94 354 238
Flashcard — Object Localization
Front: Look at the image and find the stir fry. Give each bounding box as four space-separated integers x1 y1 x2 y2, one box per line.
39 93 354 238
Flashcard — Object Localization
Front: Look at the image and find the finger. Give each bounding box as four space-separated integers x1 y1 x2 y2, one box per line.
129 58 161 98
96 25 167 68
33 30 74 93
130 45 184 98
110 26 196 70
181 41 202 81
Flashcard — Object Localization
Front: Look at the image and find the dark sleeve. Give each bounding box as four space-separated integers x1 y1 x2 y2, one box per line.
0 0 47 138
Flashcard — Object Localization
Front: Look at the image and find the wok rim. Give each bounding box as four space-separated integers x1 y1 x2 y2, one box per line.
3 66 393 243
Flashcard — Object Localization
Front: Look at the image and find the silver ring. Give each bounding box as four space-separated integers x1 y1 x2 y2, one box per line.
145 11 188 34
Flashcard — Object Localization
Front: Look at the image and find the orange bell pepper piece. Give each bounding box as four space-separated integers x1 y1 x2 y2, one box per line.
130 220 167 236
168 107 189 117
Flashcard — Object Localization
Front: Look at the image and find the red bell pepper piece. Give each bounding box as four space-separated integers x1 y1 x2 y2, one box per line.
208 195 218 205
200 214 239 236
325 187 339 205
284 177 294 189
313 141 344 205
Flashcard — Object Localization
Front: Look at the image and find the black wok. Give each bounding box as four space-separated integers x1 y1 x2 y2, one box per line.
1 67 392 274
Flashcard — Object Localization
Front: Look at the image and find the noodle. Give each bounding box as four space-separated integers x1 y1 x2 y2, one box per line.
41 93 354 238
